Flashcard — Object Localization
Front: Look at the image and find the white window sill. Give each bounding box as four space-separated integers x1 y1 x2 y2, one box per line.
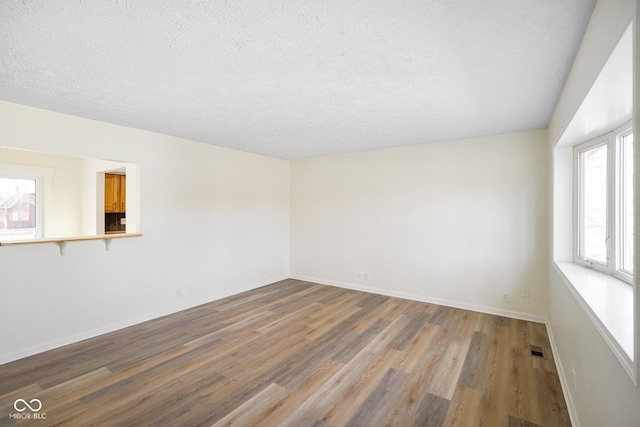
554 261 635 381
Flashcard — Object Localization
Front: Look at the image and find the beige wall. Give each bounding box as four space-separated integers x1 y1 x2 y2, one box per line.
0 100 290 363
0 147 82 237
291 129 549 321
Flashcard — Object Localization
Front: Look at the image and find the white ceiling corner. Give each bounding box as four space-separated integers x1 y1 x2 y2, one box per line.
0 0 596 159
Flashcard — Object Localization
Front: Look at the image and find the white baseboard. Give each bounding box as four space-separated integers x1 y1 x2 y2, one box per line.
0 275 288 365
546 322 579 427
3 272 578 425
290 274 547 324
2 272 546 364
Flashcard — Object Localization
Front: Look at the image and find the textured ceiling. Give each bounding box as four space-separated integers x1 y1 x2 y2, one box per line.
0 0 595 159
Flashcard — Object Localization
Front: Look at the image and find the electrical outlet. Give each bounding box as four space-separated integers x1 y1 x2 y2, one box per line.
523 288 530 298
503 293 510 302
357 272 364 279
363 273 369 281
176 288 183 298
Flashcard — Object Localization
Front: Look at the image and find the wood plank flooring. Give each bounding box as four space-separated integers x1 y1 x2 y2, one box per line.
0 279 570 426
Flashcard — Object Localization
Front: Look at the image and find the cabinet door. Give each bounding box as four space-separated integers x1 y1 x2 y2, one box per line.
105 174 118 213
118 175 126 212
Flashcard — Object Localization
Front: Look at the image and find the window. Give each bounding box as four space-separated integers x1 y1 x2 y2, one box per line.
0 175 43 241
617 128 634 276
574 121 634 284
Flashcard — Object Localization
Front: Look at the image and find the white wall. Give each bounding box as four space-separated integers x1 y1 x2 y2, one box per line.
291 130 549 321
549 0 635 145
547 0 640 426
0 100 290 363
549 271 640 426
0 147 82 237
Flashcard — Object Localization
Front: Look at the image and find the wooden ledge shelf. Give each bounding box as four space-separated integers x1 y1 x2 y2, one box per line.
0 233 142 255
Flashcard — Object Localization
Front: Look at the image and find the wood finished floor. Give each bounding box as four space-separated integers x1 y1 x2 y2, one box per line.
0 279 570 426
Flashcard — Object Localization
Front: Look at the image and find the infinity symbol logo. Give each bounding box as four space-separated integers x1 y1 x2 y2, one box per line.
14 398 42 412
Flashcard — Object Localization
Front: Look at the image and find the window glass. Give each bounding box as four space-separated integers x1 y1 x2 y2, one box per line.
620 132 634 273
0 177 38 241
581 144 608 263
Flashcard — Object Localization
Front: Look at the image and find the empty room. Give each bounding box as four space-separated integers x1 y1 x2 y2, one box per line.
0 1 639 426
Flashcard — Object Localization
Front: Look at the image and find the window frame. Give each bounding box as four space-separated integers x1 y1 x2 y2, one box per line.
0 164 53 241
573 121 634 285
614 122 634 282
573 134 611 273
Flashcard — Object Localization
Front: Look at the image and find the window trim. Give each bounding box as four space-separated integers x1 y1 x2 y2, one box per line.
573 121 634 285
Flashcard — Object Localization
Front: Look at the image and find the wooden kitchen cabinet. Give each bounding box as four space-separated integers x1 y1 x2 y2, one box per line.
105 173 126 213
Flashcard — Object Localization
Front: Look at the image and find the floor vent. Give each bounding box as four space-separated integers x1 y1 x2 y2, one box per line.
530 345 544 358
